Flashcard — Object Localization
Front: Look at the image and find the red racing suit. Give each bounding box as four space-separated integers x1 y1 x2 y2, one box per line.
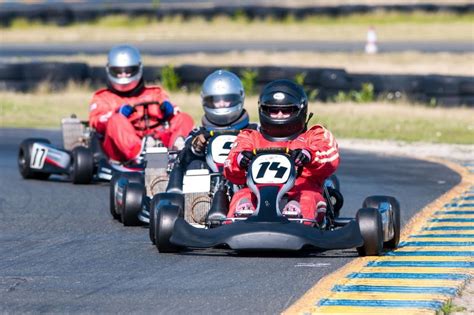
89 86 194 162
224 125 340 221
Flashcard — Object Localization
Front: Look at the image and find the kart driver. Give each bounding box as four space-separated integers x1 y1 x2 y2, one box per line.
88 44 194 163
177 69 257 169
224 79 340 226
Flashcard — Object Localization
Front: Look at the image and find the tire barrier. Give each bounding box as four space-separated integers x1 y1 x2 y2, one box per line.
1 3 473 27
1 62 473 107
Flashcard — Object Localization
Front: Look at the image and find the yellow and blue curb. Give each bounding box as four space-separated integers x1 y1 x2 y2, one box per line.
285 159 473 314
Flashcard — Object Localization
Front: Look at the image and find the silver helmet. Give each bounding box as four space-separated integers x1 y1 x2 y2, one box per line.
201 70 245 126
106 44 143 92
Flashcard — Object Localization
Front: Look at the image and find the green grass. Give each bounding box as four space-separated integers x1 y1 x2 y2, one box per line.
88 15 153 28
437 300 467 314
311 103 474 144
1 87 472 144
298 11 474 25
3 11 474 29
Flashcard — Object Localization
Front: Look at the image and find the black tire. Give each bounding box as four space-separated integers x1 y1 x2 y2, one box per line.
356 207 383 256
327 174 340 191
156 196 184 253
363 195 401 250
155 204 182 253
149 193 184 245
18 138 51 180
109 173 121 221
121 182 145 226
71 146 94 184
123 171 144 185
149 195 160 244
327 187 344 218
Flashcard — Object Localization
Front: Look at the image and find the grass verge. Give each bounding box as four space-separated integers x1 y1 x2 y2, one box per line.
2 12 474 43
1 85 472 144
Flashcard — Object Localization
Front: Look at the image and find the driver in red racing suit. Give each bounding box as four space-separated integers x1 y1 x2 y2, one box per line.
224 79 339 225
88 44 194 162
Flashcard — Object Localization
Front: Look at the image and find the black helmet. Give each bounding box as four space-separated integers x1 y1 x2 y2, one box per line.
258 79 308 140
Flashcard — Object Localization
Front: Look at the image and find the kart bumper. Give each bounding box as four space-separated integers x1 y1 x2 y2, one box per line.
170 218 364 251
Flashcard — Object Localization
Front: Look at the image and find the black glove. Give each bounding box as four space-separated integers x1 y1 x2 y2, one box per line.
237 151 254 170
291 149 312 167
191 133 207 155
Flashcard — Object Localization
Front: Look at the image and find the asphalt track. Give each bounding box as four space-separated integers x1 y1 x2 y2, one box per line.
0 128 461 313
1 40 473 59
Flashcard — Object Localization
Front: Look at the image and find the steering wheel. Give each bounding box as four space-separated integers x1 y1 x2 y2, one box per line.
128 101 165 132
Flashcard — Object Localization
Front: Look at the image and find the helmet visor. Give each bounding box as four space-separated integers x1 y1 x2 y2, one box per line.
108 65 140 78
203 94 241 109
261 104 300 119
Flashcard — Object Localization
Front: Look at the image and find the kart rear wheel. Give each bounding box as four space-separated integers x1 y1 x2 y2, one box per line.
109 173 121 221
356 207 383 256
325 174 340 191
326 187 344 218
121 182 145 226
363 196 401 250
124 172 144 186
110 172 143 221
71 146 94 184
18 138 51 180
154 203 182 253
149 195 159 244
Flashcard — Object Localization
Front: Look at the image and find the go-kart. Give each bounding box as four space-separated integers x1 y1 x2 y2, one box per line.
17 101 169 184
116 129 239 228
109 145 176 224
151 148 400 255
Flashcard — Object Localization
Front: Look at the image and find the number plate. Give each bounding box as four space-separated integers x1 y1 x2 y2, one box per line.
211 135 237 164
30 143 49 169
250 154 291 184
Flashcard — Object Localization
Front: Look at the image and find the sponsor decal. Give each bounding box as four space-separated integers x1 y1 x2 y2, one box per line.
273 92 285 100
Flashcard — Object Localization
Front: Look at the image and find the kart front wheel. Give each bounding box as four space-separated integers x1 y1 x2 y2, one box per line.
18 138 51 180
149 194 162 244
71 146 94 184
356 207 383 256
154 203 182 253
121 182 145 226
363 196 401 250
109 173 121 221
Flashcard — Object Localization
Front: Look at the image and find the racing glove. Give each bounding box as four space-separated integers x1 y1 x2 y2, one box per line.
237 151 254 170
160 101 174 120
118 104 134 118
291 149 312 167
191 133 207 155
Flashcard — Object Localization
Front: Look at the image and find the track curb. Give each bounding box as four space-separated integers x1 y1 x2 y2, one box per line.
284 157 473 314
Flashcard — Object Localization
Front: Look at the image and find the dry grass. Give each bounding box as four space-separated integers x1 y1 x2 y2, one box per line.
1 87 472 144
2 12 473 43
31 51 474 76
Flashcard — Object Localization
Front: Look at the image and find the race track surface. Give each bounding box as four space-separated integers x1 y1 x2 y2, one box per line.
1 40 473 59
0 128 461 313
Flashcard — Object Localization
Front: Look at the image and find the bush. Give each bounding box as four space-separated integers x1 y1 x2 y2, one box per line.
294 72 307 86
332 83 375 103
241 69 258 95
161 65 181 92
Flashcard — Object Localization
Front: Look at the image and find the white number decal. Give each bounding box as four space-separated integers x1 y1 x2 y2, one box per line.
211 135 237 164
251 155 291 184
30 143 49 169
